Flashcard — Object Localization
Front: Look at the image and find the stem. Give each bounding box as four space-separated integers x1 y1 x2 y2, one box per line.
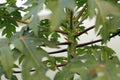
70 11 73 30
76 3 88 21
55 29 68 34
68 11 77 59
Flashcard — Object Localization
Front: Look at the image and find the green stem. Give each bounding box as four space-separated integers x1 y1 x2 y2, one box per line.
68 11 77 60
68 34 76 59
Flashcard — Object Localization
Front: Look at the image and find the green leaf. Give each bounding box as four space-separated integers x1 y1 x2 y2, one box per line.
22 57 50 80
13 64 19 68
12 38 24 52
23 38 49 63
95 57 120 80
18 55 25 64
50 32 60 42
105 58 120 80
0 46 14 79
55 53 120 80
88 0 120 18
6 0 16 7
0 39 14 78
48 1 65 31
88 0 96 18
75 0 88 8
110 16 120 28
0 6 19 38
47 0 75 30
29 16 39 36
30 70 50 80
88 0 120 43
12 48 21 61
96 0 120 16
23 0 44 36
0 65 5 77
60 0 75 10
2 25 16 38
12 35 51 80
54 71 74 80
39 37 57 48
11 10 22 20
22 57 34 80
10 75 18 80
54 54 98 80
1 18 17 38
88 45 115 60
101 46 115 59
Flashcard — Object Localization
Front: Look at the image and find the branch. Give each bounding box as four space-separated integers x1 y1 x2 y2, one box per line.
74 4 88 29
49 39 102 54
49 30 120 54
110 29 120 38
55 29 68 35
56 63 67 67
13 69 35 74
39 42 71 47
56 25 95 46
75 14 88 28
76 3 88 21
76 39 102 48
13 63 67 74
70 10 73 30
16 19 29 24
75 25 95 37
58 42 71 45
49 49 67 54
14 17 68 35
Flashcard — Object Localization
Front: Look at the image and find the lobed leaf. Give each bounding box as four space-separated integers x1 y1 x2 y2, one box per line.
22 57 50 80
47 0 75 30
88 0 120 43
0 39 14 79
12 34 52 79
75 0 88 8
23 0 44 36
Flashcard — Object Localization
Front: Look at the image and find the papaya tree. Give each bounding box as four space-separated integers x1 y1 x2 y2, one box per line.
0 0 120 80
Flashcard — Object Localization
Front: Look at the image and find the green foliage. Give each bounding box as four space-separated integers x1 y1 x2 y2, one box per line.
0 1 21 38
88 0 120 43
0 39 14 78
75 0 88 8
11 75 18 80
46 0 75 30
23 0 44 36
0 0 120 80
